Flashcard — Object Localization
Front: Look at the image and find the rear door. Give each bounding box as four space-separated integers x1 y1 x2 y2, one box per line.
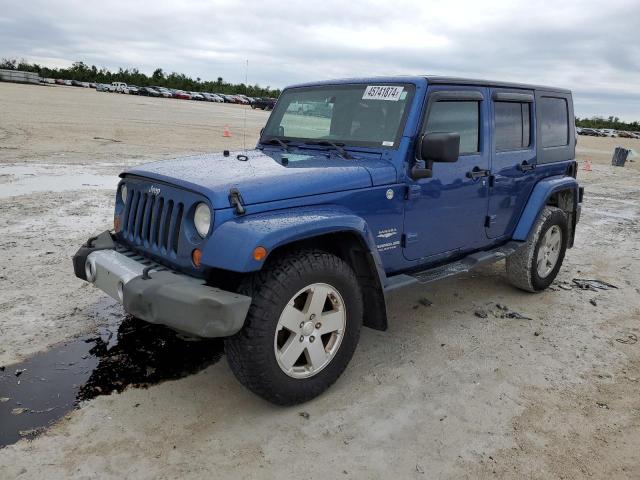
486 89 537 238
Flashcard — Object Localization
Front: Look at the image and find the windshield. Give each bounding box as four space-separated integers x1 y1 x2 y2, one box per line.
261 83 415 148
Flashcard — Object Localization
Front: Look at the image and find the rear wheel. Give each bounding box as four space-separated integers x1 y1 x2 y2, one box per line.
225 249 363 405
506 206 568 292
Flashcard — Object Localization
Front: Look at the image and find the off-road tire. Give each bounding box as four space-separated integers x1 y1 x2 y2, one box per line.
225 249 363 405
506 206 568 292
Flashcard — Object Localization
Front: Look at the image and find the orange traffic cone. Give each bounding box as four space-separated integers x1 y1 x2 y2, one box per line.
583 159 592 172
223 125 231 137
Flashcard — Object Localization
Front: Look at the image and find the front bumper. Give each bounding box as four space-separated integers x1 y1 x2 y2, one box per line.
73 231 251 338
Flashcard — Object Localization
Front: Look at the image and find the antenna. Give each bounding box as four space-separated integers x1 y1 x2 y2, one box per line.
243 59 248 153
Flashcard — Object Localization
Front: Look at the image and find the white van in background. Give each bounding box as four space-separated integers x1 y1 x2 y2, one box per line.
109 82 128 93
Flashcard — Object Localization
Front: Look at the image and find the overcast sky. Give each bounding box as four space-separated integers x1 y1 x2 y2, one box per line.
1 0 639 120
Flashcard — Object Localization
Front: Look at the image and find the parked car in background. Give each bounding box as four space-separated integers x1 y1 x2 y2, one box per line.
600 128 618 137
55 79 66 85
128 85 139 95
579 128 599 136
232 95 250 105
64 80 73 86
96 83 110 92
235 94 253 105
616 131 635 138
89 83 97 88
190 92 205 101
172 90 191 100
153 86 173 98
138 86 160 97
201 93 221 102
252 97 277 110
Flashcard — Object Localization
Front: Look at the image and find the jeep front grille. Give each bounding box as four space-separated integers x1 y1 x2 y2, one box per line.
121 188 184 254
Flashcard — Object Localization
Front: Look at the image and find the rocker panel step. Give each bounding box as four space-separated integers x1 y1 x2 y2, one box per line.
385 241 525 292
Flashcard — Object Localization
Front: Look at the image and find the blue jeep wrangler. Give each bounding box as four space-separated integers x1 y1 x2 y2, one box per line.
74 76 582 405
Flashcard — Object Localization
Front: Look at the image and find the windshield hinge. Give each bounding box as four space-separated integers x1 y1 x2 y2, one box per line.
405 184 422 200
402 232 419 247
228 188 246 215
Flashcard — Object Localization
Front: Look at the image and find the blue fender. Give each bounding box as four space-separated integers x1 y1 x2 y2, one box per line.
513 175 579 241
205 205 387 282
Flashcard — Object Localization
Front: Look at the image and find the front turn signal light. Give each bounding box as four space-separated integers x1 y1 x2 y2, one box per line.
192 248 202 267
114 216 121 232
253 246 267 261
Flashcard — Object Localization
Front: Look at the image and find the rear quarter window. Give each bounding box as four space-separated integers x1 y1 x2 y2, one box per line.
540 97 569 147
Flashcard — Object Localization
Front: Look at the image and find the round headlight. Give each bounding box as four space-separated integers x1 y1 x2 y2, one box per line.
120 184 128 204
194 203 211 237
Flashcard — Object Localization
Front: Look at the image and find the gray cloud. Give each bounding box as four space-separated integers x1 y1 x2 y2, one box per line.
1 0 638 119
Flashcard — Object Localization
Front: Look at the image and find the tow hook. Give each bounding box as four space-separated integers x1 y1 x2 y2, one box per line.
141 266 154 280
85 235 98 248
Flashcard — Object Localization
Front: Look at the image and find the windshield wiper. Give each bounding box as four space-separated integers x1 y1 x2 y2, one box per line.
304 140 354 160
261 137 291 151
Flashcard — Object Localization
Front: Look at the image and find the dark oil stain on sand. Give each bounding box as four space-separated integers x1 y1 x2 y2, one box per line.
0 315 224 448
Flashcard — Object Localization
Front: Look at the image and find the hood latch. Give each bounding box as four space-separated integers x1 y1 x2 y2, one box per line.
228 188 246 215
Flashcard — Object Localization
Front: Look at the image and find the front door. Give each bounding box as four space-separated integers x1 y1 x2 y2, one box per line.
403 86 492 262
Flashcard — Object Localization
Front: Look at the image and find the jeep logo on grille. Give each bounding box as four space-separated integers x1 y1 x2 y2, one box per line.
149 186 161 196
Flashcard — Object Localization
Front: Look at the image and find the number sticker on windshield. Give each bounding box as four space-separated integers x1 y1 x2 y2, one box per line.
362 86 404 101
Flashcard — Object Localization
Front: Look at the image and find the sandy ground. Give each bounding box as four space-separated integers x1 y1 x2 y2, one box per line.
0 82 639 479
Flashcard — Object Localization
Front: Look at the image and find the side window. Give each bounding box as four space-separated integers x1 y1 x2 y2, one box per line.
495 102 531 151
425 101 479 154
540 97 569 147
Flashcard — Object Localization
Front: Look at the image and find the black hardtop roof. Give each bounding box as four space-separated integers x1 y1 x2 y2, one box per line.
288 76 571 95
424 76 571 94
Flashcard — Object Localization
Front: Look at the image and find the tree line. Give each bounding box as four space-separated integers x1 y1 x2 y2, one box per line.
575 115 639 132
0 58 281 98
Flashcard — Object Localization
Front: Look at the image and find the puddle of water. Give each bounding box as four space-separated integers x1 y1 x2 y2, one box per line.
0 339 99 447
0 316 224 448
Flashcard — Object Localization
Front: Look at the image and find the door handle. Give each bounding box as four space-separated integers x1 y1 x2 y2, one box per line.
466 167 491 179
518 161 536 172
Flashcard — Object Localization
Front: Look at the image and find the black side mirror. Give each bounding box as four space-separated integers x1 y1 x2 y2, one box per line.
411 160 432 179
420 132 460 163
411 132 460 180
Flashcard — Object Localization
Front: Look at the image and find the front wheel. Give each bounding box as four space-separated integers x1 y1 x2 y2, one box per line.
225 249 363 405
506 206 568 292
